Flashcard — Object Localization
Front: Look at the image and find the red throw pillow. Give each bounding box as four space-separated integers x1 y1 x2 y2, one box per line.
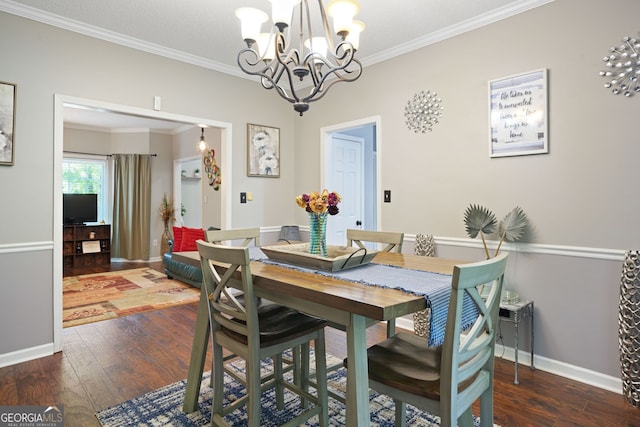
180 227 205 251
172 226 183 252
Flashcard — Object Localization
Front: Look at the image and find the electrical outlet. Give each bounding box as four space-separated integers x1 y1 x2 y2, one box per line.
152 239 158 246
240 192 247 203
384 190 391 203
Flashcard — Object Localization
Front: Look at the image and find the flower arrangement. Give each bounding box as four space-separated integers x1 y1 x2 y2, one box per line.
159 194 176 255
464 204 528 259
296 189 341 215
296 189 341 256
160 194 176 225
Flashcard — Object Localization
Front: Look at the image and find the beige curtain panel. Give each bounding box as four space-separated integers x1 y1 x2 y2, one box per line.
111 154 152 260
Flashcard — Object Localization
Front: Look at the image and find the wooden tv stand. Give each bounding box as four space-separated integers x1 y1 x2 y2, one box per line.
63 224 111 269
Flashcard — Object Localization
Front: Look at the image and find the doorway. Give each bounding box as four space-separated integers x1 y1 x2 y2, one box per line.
174 156 203 228
53 94 233 352
321 116 381 245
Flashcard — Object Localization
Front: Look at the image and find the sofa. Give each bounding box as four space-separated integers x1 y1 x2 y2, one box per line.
163 239 202 288
162 226 216 288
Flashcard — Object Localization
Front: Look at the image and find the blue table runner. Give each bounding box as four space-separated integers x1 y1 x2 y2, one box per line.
250 247 477 346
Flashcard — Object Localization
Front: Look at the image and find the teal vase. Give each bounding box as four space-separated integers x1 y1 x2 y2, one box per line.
308 212 328 257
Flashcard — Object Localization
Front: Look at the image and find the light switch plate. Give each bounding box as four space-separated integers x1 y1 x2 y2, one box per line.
240 192 247 203
384 190 391 203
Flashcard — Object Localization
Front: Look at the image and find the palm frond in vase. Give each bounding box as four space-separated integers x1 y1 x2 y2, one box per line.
495 206 528 256
464 204 497 259
464 204 528 259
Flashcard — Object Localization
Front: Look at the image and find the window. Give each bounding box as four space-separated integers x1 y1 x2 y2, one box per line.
62 155 109 223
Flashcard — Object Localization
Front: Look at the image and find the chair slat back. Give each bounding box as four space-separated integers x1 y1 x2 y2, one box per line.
440 252 508 410
206 227 261 247
346 229 404 253
197 240 258 345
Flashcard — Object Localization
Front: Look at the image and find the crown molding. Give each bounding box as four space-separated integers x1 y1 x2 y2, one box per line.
362 0 555 67
2 0 555 78
0 0 243 77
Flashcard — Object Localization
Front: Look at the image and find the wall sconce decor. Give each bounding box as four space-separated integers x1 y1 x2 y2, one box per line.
404 90 444 133
203 148 221 191
600 36 640 97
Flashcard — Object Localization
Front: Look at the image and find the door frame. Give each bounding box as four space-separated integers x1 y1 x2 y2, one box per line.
320 115 382 236
53 94 233 352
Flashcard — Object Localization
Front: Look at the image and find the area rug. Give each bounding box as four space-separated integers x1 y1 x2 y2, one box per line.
63 267 200 328
96 354 488 426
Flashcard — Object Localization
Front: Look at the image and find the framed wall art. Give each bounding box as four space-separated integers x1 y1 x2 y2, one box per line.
489 69 548 158
247 123 280 177
0 81 16 166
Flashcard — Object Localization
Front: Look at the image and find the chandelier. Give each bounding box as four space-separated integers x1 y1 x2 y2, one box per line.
235 0 364 116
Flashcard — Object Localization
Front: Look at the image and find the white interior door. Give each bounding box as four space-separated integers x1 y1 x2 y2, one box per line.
326 134 364 246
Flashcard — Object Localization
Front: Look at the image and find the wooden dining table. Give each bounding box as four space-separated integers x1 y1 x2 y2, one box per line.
178 249 466 426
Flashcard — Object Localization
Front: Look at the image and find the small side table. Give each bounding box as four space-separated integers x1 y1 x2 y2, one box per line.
498 299 534 384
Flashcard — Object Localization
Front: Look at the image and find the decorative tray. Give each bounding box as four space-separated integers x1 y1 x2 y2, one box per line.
260 243 378 272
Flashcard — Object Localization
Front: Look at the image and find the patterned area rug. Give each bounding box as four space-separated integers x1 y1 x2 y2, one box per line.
96 354 488 426
63 267 200 328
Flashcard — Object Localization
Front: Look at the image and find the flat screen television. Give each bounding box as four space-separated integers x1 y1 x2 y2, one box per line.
63 193 98 225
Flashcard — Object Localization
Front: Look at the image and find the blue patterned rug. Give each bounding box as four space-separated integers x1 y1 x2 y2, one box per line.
96 355 486 426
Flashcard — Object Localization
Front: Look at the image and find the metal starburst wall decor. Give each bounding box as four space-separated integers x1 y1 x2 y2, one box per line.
599 36 640 97
404 90 444 133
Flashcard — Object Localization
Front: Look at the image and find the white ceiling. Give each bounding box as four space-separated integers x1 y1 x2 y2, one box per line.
2 0 553 130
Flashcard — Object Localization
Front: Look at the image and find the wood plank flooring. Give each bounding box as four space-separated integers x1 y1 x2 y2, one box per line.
2 261 639 426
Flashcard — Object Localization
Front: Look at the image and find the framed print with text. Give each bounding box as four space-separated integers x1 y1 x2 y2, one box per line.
489 69 548 158
247 123 280 177
0 81 16 166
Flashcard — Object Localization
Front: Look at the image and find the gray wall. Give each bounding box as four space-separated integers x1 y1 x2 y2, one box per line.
0 0 638 392
291 0 638 388
0 10 296 361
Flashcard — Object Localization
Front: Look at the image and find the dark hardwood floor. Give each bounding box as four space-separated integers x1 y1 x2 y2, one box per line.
3 262 639 426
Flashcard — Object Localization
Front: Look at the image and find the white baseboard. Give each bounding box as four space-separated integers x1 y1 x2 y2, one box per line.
395 318 622 395
0 343 55 368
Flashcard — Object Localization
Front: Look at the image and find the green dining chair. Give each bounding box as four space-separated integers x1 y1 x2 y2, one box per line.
197 240 329 427
356 252 508 427
347 228 404 253
204 227 302 391
206 227 261 247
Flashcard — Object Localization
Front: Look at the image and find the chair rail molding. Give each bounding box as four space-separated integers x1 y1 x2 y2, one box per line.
409 235 625 261
0 241 54 254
